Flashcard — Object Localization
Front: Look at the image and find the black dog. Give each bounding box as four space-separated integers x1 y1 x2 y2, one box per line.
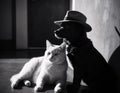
54 11 117 93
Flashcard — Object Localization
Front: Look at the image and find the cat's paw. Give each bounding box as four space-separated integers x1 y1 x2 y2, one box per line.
34 85 43 92
54 87 67 93
24 80 31 87
54 88 62 93
10 74 21 89
54 85 65 93
54 89 67 93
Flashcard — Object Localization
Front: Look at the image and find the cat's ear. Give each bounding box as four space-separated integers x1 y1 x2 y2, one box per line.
60 42 66 50
46 40 53 49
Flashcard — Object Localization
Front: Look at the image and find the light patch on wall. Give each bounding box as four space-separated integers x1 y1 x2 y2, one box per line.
95 0 101 10
103 9 109 24
102 0 110 24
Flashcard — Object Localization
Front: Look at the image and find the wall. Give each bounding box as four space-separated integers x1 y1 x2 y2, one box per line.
0 0 12 40
16 0 28 49
72 0 120 61
0 0 28 49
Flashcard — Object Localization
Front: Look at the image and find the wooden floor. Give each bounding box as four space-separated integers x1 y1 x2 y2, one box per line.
0 59 54 93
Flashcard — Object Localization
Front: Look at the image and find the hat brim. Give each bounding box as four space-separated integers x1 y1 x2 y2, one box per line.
54 20 92 32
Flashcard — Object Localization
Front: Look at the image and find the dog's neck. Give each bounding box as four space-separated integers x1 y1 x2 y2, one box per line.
64 37 90 48
64 38 92 54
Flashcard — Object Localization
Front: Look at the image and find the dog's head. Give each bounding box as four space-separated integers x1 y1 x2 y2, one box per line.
54 22 86 42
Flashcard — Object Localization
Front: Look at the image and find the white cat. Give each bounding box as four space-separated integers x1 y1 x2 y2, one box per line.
10 40 73 93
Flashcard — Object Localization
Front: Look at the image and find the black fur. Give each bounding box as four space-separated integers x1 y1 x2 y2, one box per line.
54 22 117 93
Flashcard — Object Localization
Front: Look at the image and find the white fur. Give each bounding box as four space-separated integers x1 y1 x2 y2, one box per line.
10 40 73 93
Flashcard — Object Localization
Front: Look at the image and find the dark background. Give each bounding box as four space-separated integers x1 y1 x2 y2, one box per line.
0 0 70 50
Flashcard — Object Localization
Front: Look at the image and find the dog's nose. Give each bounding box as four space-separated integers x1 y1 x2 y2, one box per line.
54 27 64 39
54 29 57 33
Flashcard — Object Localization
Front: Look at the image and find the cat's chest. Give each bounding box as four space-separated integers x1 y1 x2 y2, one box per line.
43 61 66 73
42 61 67 79
47 64 66 83
33 60 67 83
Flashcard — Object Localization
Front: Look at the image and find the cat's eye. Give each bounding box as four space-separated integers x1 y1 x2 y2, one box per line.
47 52 51 55
54 53 58 56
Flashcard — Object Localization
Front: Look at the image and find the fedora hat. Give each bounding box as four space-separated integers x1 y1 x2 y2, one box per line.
54 10 92 32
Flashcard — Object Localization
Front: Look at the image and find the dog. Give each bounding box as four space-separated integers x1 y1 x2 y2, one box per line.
54 10 117 93
10 40 73 93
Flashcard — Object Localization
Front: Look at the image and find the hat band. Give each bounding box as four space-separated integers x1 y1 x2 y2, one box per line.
64 16 86 23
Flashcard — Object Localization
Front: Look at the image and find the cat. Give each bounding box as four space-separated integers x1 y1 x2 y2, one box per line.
10 40 73 93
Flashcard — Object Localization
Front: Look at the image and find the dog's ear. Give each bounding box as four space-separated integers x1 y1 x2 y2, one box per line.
46 40 53 49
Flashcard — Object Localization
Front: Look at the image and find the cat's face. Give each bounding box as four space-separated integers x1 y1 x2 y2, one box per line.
44 40 66 64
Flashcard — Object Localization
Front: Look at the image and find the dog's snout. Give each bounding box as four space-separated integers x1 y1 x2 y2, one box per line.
54 27 65 39
54 27 64 33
